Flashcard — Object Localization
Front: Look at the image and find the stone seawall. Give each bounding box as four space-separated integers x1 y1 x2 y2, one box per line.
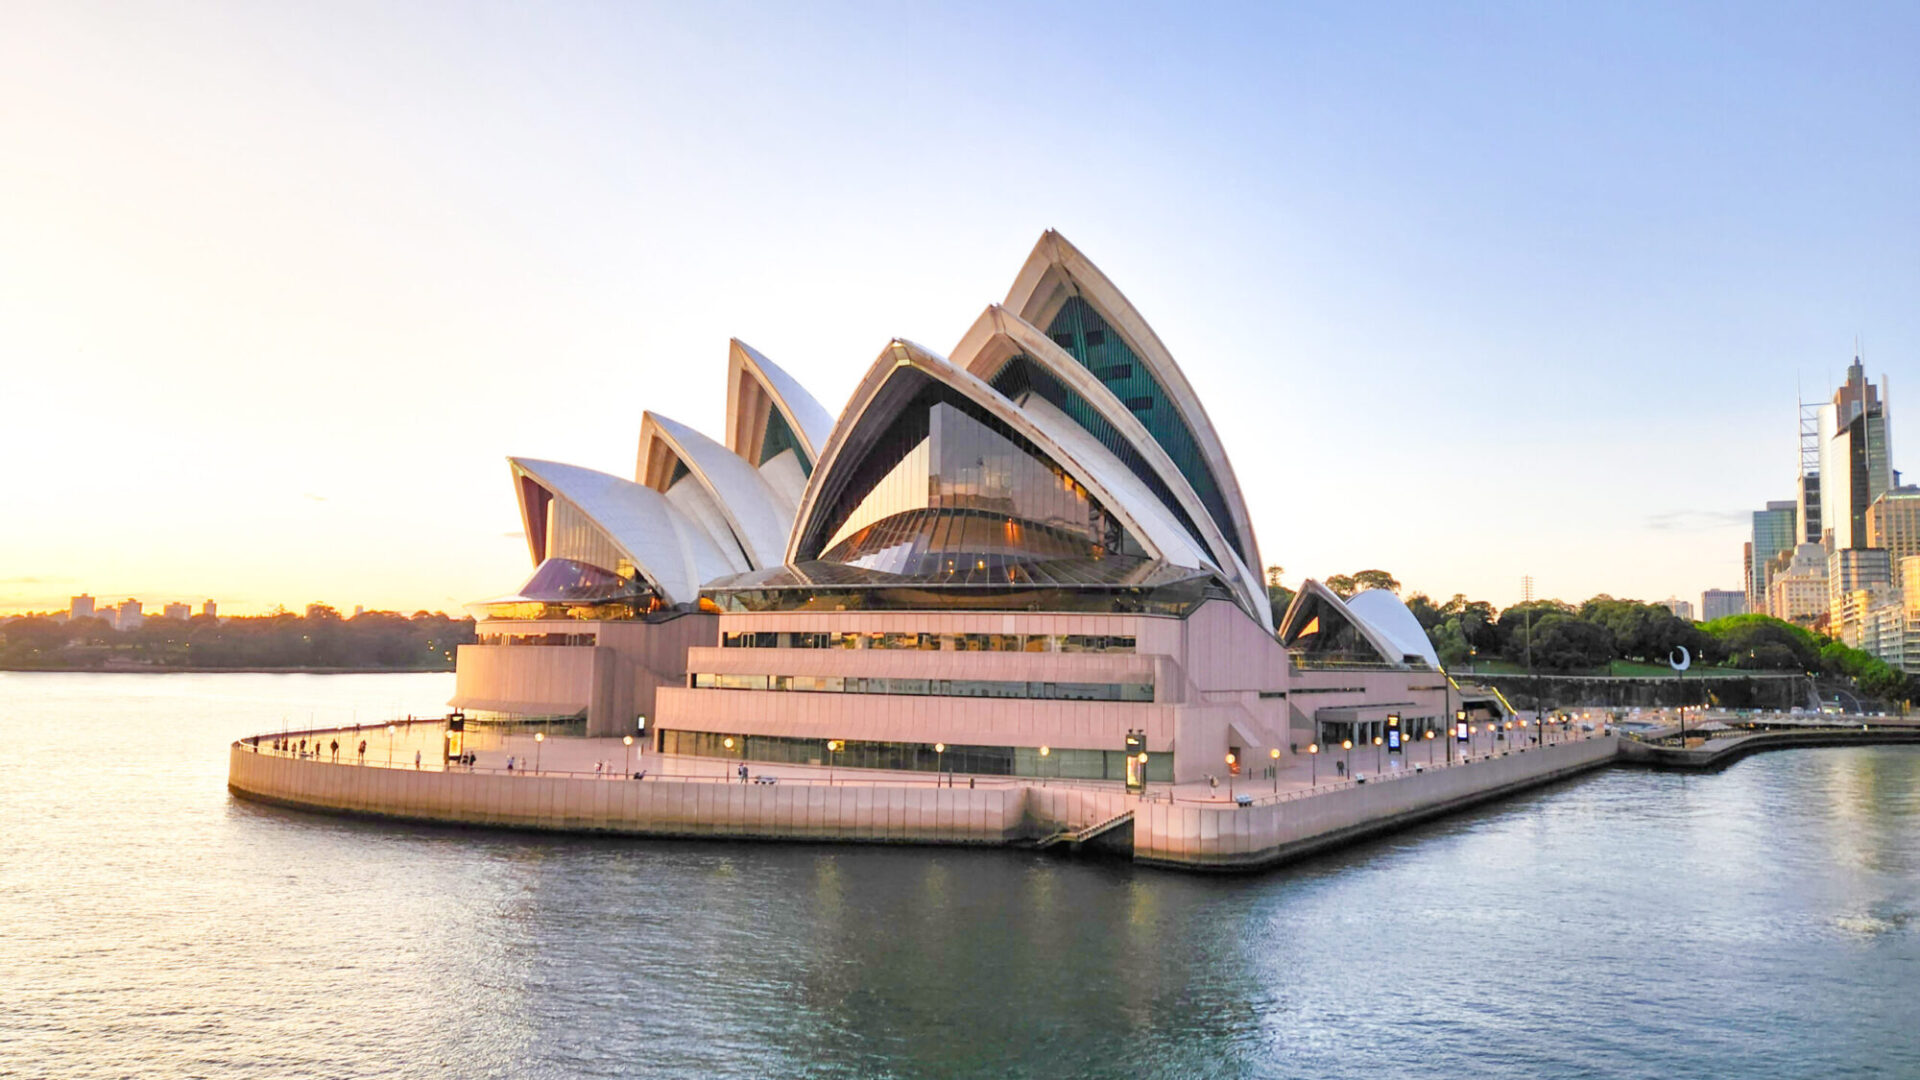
1617 728 1920 770
229 746 1027 846
232 736 1621 871
1134 736 1620 870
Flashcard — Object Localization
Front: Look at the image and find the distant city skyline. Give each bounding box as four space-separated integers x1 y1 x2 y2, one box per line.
4 3 1916 616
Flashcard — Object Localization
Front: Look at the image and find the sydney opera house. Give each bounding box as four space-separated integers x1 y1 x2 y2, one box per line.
452 232 1451 785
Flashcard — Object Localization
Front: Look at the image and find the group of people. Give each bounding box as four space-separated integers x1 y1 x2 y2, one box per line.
260 735 366 762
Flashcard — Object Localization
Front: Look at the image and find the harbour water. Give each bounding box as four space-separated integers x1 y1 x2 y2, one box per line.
3 672 1917 1079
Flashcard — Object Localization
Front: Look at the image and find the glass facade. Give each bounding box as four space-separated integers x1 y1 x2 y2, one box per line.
720 631 1136 652
760 405 811 475
659 729 1174 782
543 495 638 582
478 630 598 646
990 355 1213 559
1045 296 1244 560
808 383 1144 573
710 579 1227 616
691 672 1153 702
466 557 665 621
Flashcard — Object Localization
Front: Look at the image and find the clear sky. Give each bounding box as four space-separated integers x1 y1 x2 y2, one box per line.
4 1 1917 616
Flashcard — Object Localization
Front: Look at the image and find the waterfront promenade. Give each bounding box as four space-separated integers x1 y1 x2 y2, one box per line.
229 720 1621 871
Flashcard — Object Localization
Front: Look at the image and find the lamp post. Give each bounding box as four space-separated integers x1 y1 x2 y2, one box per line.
1270 747 1281 794
1309 742 1319 786
1038 744 1050 785
623 734 634 778
827 739 843 785
1342 739 1352 778
1426 729 1437 766
1374 735 1383 773
935 742 946 787
534 730 545 774
386 723 395 767
1137 751 1149 798
1453 709 1466 765
1224 753 1237 801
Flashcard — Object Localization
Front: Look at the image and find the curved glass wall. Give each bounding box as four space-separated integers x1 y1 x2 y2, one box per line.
467 557 665 621
1046 296 1244 559
813 387 1144 579
989 355 1212 558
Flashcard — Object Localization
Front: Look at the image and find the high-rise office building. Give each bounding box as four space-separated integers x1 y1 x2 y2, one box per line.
1661 597 1696 621
118 599 144 629
1818 357 1893 550
202 600 218 619
69 594 95 621
1750 500 1797 613
1701 589 1745 621
162 602 191 620
1866 487 1920 586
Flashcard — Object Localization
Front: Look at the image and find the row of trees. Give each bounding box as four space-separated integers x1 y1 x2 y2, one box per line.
0 607 475 670
1265 565 1912 702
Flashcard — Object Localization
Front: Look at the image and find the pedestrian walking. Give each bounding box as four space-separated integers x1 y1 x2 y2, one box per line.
330 739 339 760
507 755 515 772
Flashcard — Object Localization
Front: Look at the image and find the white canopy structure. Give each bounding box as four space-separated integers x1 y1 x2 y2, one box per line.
1002 230 1265 592
637 412 792 571
950 303 1271 625
509 457 740 606
787 338 1222 583
725 339 835 510
1345 589 1443 669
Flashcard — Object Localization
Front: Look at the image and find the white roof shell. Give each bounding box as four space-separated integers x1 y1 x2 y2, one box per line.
726 339 836 468
951 303 1271 627
1345 589 1443 668
509 457 738 606
1276 579 1410 669
636 412 793 571
788 338 1222 579
1004 230 1265 584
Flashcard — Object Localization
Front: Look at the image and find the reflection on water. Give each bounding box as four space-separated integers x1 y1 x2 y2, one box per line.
2 672 1918 1078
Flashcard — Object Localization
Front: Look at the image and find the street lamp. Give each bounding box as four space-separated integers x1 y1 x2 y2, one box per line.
1374 735 1383 773
1269 746 1281 793
827 739 843 784
1425 728 1436 766
1341 738 1352 778
534 730 545 774
1038 744 1050 784
1453 709 1467 765
623 734 634 778
935 742 946 786
1308 742 1320 786
1225 752 1236 801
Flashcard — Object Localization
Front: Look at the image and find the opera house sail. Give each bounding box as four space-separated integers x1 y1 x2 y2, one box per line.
453 231 1449 782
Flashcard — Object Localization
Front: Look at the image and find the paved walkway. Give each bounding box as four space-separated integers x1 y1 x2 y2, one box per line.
242 719 1608 808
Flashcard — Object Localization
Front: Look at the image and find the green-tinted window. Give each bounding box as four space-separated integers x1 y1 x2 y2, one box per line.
1047 296 1244 559
760 406 812 476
